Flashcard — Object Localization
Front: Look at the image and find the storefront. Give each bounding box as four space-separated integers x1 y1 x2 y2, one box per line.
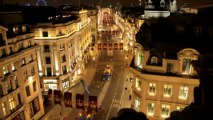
43 79 58 91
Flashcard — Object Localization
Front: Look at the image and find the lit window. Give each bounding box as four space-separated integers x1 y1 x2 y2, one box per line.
135 77 141 91
148 83 156 96
6 80 12 91
161 104 170 118
9 98 16 111
176 106 185 111
147 103 154 116
22 26 26 33
11 63 16 71
137 52 143 69
179 86 188 100
21 58 26 65
30 67 35 76
2 102 7 116
13 27 18 34
135 97 140 111
60 44 65 50
182 58 192 75
3 66 9 75
163 84 172 97
29 54 33 62
151 56 158 65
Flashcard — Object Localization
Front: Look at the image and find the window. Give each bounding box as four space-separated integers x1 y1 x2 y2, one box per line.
17 93 22 105
45 57 51 64
42 31 48 37
21 58 26 66
25 86 31 97
29 54 33 62
33 81 37 92
13 27 19 34
60 44 65 50
23 70 28 80
151 56 158 65
176 106 185 111
44 45 50 52
30 67 35 76
163 84 172 97
62 55 66 63
135 97 140 111
148 83 156 96
22 26 26 33
136 52 143 69
2 102 7 116
3 66 9 75
11 63 16 71
182 58 192 75
161 104 170 118
147 103 154 116
9 98 16 111
6 80 12 91
47 67 52 76
29 97 40 118
14 76 18 87
12 111 25 120
179 86 188 100
167 63 173 73
62 65 67 74
135 77 141 91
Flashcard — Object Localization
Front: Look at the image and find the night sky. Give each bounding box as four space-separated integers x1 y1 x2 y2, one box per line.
3 0 213 7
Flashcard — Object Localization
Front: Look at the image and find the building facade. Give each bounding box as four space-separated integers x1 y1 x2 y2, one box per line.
0 12 44 120
34 9 97 92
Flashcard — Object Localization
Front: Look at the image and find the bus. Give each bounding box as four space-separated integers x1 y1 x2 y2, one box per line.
102 65 113 81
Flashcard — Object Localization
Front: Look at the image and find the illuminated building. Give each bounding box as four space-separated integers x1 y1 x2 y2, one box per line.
130 12 213 120
34 7 97 92
0 12 44 120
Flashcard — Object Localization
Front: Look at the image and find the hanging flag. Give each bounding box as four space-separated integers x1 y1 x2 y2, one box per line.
76 94 84 109
64 92 72 107
54 90 61 104
47 89 52 104
89 95 98 113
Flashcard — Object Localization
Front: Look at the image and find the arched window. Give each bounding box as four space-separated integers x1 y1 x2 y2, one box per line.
178 48 199 75
151 56 158 65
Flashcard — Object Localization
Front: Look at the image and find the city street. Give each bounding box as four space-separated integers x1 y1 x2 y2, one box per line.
64 11 133 120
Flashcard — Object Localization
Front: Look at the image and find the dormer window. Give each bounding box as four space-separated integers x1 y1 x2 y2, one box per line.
13 27 19 34
22 26 26 33
151 56 158 65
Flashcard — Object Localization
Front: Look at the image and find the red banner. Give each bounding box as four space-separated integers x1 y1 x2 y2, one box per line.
76 94 84 109
89 95 98 112
54 90 61 104
64 92 72 107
